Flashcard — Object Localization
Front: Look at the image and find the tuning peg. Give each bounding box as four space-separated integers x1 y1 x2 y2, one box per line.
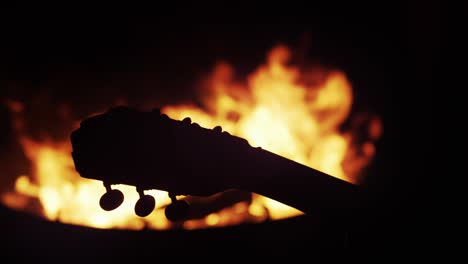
165 193 190 222
99 189 124 211
151 108 161 115
213 125 222 134
134 188 156 217
165 200 189 222
182 117 192 125
160 113 170 120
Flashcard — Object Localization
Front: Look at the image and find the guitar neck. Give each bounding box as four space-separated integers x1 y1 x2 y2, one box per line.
238 146 362 217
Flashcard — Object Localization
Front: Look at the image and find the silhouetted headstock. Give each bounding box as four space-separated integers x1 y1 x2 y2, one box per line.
70 106 252 219
71 106 358 221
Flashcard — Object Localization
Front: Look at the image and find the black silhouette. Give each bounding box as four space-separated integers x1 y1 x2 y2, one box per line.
71 106 360 221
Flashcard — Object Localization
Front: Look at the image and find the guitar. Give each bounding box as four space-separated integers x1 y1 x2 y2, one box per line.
70 106 360 221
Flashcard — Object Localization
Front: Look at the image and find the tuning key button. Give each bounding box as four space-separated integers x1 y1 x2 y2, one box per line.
182 117 192 125
151 108 161 115
160 114 170 120
134 194 156 217
165 200 190 222
213 126 222 134
99 189 124 211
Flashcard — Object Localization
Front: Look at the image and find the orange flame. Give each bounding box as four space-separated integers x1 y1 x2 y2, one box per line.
1 44 382 229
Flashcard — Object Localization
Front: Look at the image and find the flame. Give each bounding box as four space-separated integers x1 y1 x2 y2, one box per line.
1 44 382 229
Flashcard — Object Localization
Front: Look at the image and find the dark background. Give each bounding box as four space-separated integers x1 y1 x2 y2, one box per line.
1 2 438 261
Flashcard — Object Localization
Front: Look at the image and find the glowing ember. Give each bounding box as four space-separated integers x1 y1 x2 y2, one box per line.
1 44 382 230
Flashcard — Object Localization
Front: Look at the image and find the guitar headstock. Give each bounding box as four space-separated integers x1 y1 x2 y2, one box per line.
70 106 253 218
70 106 359 220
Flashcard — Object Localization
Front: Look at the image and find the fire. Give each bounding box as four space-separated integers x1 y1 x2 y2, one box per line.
1 44 382 229
4 138 173 229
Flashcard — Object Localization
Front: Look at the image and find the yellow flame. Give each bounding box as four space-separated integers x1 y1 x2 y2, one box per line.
162 45 361 219
1 44 382 230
